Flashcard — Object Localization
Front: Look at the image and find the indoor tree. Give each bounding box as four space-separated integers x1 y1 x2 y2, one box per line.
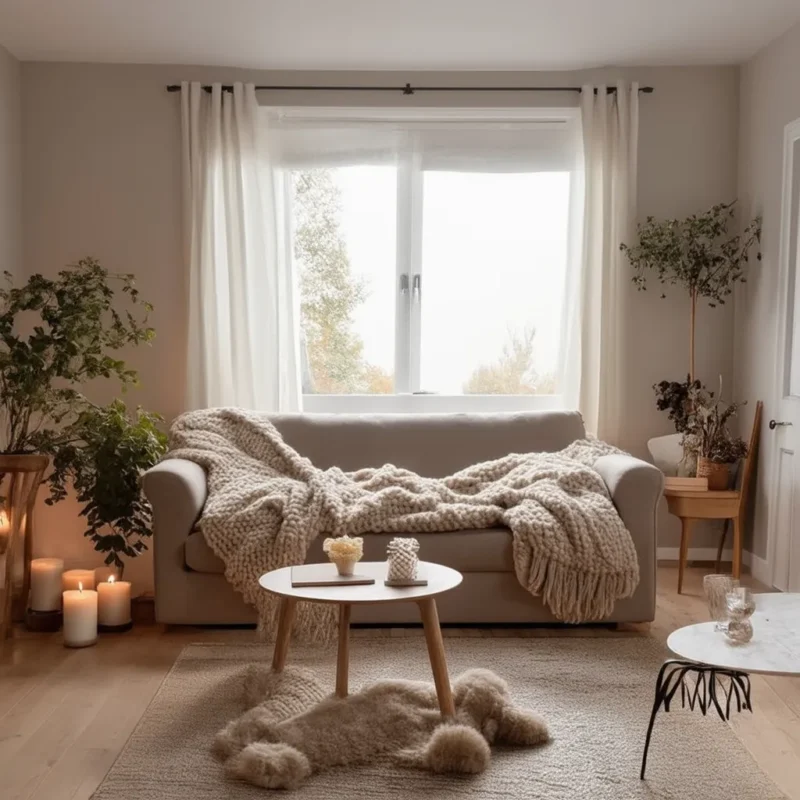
0 258 167 574
620 201 761 381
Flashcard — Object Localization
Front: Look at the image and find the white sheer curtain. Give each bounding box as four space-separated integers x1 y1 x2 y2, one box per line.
562 82 639 443
182 82 301 411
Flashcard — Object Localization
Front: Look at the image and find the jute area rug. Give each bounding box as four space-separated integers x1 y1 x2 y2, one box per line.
92 636 783 799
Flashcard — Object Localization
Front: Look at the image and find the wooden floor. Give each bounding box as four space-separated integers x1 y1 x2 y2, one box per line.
1 565 799 800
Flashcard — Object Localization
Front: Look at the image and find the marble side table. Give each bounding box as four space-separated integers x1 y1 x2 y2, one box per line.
641 592 800 779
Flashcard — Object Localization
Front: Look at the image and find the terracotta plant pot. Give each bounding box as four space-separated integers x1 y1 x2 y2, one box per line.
696 457 730 490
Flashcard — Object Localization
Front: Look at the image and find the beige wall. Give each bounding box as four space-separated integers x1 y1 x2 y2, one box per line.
0 44 20 279
21 62 739 592
735 20 800 561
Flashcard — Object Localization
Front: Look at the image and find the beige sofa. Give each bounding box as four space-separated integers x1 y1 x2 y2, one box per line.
143 410 663 626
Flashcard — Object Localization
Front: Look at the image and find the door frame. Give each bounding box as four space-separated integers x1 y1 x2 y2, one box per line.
766 116 800 589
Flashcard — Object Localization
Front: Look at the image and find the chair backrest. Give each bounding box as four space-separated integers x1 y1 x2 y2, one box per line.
736 400 763 503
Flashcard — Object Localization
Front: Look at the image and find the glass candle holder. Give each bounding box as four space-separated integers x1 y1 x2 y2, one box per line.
703 574 740 631
724 587 756 645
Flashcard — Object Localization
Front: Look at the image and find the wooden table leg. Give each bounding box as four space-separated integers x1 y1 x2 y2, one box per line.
732 516 743 579
678 517 693 594
418 597 455 718
336 604 352 698
271 597 296 672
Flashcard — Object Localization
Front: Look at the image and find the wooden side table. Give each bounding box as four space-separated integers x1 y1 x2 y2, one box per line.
664 400 762 593
665 490 742 593
259 561 463 717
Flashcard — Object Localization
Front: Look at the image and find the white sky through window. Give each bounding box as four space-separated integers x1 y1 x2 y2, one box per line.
335 166 570 394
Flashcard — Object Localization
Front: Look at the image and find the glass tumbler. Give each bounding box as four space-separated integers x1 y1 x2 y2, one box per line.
724 587 756 645
703 574 740 631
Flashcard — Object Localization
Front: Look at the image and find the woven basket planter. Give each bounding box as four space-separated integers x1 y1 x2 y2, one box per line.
0 454 50 646
696 457 730 490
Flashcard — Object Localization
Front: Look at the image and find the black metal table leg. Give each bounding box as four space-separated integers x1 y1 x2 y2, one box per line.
640 659 752 780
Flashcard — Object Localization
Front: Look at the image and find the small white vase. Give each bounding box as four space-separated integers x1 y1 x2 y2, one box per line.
333 557 356 577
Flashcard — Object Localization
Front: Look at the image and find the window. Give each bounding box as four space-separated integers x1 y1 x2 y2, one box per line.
270 108 582 412
292 166 397 394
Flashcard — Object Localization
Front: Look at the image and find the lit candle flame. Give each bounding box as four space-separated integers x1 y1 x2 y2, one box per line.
108 575 116 584
78 581 83 593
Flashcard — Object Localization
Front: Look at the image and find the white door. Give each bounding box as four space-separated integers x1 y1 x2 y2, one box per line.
769 118 800 592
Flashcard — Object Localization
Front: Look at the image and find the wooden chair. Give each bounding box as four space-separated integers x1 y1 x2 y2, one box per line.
664 400 763 593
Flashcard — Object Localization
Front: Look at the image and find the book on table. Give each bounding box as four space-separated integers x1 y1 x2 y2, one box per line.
290 564 376 587
663 476 709 492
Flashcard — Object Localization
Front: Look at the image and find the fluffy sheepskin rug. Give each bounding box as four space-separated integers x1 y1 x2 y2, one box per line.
214 665 549 790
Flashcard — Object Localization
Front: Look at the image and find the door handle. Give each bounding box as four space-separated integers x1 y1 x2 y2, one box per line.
769 419 793 430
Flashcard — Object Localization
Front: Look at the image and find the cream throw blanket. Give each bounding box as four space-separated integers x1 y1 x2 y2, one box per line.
168 409 639 640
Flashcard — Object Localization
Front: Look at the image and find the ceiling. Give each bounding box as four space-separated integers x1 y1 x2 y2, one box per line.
0 0 798 71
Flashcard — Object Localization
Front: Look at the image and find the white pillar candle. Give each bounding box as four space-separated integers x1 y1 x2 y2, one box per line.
30 558 64 611
95 566 117 584
62 569 96 592
97 576 132 627
62 582 97 647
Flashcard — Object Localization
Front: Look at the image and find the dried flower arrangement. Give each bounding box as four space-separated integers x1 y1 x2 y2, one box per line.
322 535 364 576
680 378 748 488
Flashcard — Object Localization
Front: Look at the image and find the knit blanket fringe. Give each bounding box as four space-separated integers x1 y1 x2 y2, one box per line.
167 409 640 641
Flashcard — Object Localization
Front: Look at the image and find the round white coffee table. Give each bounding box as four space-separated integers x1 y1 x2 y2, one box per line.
259 561 463 717
641 592 800 779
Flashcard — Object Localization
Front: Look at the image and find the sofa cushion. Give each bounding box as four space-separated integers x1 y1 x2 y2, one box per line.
184 527 515 575
267 411 586 477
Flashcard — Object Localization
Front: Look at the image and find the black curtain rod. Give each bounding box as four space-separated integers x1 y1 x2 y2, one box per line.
166 82 653 96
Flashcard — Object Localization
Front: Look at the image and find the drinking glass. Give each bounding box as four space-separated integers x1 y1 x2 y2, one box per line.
724 587 756 644
703 574 740 631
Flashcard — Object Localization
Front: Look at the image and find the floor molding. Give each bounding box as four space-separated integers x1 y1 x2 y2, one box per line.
657 547 772 585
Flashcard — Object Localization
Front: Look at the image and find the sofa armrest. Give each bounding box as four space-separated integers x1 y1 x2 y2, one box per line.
143 458 207 575
142 458 208 622
594 453 663 548
143 458 207 534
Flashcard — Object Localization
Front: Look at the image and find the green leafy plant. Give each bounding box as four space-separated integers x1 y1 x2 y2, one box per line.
46 401 167 575
620 201 761 380
0 258 154 453
0 259 166 572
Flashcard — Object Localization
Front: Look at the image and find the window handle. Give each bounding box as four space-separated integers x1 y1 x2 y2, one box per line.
412 273 421 299
399 274 409 295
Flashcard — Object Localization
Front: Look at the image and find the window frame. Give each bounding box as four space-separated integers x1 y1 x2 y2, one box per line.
276 105 582 413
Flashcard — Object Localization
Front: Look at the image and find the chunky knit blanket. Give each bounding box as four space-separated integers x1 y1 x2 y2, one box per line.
167 408 639 640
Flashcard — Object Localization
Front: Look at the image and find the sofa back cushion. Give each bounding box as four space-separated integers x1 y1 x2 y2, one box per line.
267 411 585 477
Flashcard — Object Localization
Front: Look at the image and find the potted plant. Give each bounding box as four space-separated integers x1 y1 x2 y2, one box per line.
46 400 167 577
681 379 748 489
0 259 163 612
621 202 760 475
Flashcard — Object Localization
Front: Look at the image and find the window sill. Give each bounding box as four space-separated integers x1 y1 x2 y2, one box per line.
302 394 563 414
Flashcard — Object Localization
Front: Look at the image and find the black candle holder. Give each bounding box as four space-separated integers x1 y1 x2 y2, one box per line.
24 607 63 632
98 620 133 634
